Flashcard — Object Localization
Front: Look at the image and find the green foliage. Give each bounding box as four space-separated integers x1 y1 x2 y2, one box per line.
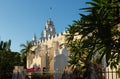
20 41 33 55
81 0 120 68
20 41 33 68
66 0 120 78
0 40 11 51
0 40 21 78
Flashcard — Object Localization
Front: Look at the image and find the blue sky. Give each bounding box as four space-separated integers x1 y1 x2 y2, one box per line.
0 0 91 52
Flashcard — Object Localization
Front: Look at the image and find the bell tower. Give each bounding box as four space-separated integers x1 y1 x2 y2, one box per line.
40 18 56 41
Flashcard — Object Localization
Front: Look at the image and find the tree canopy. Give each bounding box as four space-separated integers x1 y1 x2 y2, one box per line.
20 41 33 68
0 39 21 78
66 0 120 78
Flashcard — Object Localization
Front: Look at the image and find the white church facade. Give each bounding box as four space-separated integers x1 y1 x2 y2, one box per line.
26 19 120 79
27 19 69 75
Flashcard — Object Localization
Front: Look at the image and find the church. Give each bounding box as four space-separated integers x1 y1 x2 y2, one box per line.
27 18 69 75
26 18 120 79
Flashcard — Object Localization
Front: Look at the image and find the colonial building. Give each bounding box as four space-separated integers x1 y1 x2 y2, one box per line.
27 19 69 75
26 19 120 79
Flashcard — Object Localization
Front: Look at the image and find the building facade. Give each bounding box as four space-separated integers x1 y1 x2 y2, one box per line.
26 19 120 79
27 19 69 75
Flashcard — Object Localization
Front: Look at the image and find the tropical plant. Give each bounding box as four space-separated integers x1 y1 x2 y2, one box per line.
66 0 120 78
0 40 21 79
20 41 33 68
80 0 120 68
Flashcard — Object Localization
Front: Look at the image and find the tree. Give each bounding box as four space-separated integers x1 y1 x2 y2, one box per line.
0 40 11 51
0 40 21 79
20 41 33 68
66 0 120 78
81 0 120 68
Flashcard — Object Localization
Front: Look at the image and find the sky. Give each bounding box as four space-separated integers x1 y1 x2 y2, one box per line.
0 0 91 52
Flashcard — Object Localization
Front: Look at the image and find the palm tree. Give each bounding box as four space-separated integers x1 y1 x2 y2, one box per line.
66 0 120 78
80 0 120 68
20 41 33 68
